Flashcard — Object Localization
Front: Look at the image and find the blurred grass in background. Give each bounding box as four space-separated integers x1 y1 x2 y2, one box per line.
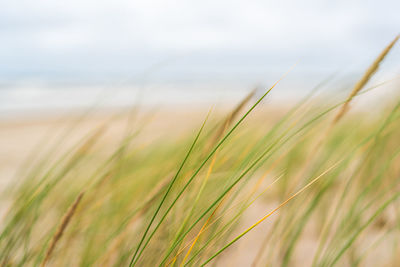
1 37 400 267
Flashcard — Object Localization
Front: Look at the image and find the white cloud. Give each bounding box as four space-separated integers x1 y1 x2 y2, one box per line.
0 0 399 82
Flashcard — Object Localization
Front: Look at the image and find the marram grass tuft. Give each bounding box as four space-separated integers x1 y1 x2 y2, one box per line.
1 36 400 267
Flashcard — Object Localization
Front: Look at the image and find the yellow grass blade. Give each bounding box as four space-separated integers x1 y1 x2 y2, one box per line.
200 160 341 266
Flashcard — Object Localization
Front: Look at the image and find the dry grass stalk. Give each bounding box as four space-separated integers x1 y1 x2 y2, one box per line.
41 191 85 267
74 125 107 157
333 35 399 124
211 88 257 145
295 35 400 193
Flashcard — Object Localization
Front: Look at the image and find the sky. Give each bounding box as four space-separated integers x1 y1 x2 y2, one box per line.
0 0 399 85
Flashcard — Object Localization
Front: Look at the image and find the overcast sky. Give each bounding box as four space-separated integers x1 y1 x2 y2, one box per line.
1 0 399 85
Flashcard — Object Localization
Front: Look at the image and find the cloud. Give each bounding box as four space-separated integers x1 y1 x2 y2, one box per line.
0 0 399 83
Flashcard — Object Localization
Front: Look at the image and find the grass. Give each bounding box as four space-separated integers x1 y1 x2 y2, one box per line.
1 36 400 266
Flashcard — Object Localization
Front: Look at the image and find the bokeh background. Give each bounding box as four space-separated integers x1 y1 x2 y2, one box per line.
1 2 400 266
1 0 400 115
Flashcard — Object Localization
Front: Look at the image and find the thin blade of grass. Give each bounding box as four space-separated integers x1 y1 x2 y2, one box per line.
128 109 212 266
130 66 295 266
199 161 341 266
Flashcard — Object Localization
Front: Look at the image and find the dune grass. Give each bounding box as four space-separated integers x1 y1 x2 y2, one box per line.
1 37 400 266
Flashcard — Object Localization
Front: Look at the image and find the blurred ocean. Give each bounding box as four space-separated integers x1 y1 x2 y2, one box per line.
0 67 398 119
0 83 249 115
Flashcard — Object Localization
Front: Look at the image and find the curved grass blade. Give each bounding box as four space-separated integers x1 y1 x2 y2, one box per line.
199 161 341 266
128 109 212 266
130 67 295 266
